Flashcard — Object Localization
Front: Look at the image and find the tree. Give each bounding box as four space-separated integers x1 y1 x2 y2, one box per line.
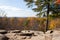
23 19 29 30
0 9 7 29
50 1 60 18
0 9 7 17
24 0 60 32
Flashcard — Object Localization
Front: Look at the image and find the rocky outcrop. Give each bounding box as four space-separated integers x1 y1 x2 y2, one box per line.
0 30 60 40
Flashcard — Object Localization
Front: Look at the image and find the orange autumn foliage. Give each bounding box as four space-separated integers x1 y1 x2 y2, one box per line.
55 0 60 4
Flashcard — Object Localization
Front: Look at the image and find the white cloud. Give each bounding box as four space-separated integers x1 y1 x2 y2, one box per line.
0 5 37 17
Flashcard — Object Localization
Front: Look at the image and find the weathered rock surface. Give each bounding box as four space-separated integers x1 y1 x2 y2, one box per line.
52 30 60 40
0 34 9 40
45 30 60 40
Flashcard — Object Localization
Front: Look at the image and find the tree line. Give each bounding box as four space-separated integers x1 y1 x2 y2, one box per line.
0 17 60 32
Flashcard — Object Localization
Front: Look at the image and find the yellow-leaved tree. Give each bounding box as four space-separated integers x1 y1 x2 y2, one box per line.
49 20 56 30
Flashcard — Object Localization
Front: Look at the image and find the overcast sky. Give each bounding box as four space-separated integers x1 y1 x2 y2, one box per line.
0 0 37 17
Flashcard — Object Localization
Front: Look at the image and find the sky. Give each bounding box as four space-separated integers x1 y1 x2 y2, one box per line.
0 0 37 17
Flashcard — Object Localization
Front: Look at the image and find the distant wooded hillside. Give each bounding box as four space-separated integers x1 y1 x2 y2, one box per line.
0 17 60 32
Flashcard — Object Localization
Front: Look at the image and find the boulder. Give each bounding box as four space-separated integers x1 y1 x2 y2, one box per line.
8 30 21 33
0 30 7 34
5 33 26 40
5 33 17 38
21 30 34 33
21 30 34 36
